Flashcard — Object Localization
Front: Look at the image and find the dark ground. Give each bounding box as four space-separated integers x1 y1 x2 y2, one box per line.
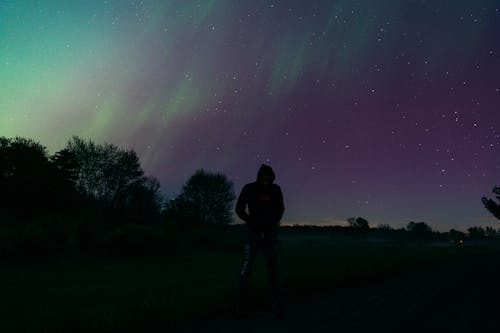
177 251 500 333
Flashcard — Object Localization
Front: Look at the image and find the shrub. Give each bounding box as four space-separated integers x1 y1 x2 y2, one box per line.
104 225 168 256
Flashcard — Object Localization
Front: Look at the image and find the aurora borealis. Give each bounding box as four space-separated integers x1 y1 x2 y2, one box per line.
1 1 499 230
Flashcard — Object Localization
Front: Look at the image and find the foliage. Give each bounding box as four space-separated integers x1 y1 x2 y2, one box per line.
0 135 166 258
468 226 486 238
485 226 497 238
406 221 432 239
167 168 236 225
115 176 163 224
104 224 169 256
53 136 163 224
56 136 144 206
4 134 500 263
448 229 466 241
376 224 393 231
482 186 500 220
0 136 70 218
347 217 370 231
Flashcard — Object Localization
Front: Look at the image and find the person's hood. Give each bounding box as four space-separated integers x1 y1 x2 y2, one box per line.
256 164 275 184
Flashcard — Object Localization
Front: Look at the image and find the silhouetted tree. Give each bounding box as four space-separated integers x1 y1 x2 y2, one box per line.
376 224 393 231
164 195 195 225
56 136 144 207
53 136 162 223
0 135 165 257
116 176 162 223
51 147 79 186
0 136 62 218
407 221 432 239
347 217 370 231
482 186 500 220
468 226 486 238
168 169 236 225
485 226 497 238
448 229 466 242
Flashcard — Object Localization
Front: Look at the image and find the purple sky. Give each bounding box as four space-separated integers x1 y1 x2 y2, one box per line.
1 1 499 230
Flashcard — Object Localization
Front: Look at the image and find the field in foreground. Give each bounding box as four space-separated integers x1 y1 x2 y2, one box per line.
2 233 500 332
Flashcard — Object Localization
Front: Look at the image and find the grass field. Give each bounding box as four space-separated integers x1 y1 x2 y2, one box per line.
2 232 498 332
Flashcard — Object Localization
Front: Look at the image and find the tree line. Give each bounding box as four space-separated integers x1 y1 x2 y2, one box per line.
0 135 238 224
285 217 500 243
0 135 237 258
1 136 161 223
1 135 499 258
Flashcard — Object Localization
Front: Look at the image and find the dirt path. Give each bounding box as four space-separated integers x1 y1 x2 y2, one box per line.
176 253 500 333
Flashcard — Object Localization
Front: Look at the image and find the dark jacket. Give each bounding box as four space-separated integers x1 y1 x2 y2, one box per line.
235 164 285 231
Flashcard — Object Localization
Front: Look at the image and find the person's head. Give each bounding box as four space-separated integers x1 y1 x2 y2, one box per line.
256 164 275 187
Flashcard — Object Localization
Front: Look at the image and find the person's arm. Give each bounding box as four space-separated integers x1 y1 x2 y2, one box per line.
235 185 250 222
275 185 284 222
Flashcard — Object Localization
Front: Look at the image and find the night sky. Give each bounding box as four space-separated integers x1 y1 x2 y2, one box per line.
1 1 499 230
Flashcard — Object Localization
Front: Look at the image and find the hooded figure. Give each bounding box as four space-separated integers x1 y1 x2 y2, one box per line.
236 164 284 231
235 164 285 318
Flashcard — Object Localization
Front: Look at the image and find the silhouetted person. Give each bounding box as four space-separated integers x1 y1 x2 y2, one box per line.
235 164 285 318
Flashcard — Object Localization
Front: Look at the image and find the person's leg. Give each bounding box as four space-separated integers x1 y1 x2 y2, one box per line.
262 230 284 316
238 228 259 310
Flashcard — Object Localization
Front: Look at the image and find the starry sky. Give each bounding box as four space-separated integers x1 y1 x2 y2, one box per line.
1 0 499 231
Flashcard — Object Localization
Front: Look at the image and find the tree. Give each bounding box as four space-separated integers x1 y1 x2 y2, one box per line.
56 136 144 207
485 226 497 238
54 136 162 223
169 169 236 225
377 224 393 231
448 229 466 242
347 217 370 231
482 187 500 220
407 221 432 239
468 226 486 238
116 176 162 223
0 136 62 218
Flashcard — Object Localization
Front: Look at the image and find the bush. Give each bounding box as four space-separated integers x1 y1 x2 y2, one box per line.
104 225 169 257
0 217 76 259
